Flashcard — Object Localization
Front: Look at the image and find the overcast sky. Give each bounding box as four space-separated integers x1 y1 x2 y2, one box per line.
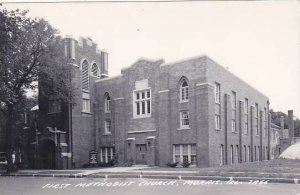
3 1 300 118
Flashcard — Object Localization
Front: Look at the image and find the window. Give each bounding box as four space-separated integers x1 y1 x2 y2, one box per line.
254 146 257 161
244 98 249 134
133 89 151 118
255 104 259 136
91 63 100 77
173 144 197 166
104 119 111 134
180 111 190 129
104 94 110 113
24 112 27 124
215 114 221 130
103 52 108 73
244 145 247 162
174 145 181 163
215 83 221 130
100 147 115 163
235 145 239 163
48 99 62 113
258 146 260 161
275 132 279 145
215 83 220 103
248 146 251 162
180 80 189 102
190 144 197 165
65 38 76 60
231 91 236 132
230 145 234 164
220 144 224 166
264 107 268 137
81 60 89 91
182 145 189 163
82 99 90 113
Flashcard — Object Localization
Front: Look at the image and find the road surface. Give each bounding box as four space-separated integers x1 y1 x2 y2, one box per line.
0 177 300 195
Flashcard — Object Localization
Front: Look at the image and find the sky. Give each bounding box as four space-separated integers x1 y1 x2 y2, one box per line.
3 0 300 118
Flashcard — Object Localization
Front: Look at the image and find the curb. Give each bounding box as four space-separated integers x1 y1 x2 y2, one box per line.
1 172 300 184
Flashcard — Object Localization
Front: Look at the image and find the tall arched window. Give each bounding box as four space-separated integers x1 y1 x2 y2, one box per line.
91 63 100 77
179 79 189 102
81 60 89 91
104 93 110 113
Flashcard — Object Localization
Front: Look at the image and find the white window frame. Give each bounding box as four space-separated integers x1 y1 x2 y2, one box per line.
81 60 90 92
104 94 111 113
220 145 224 166
133 88 151 119
215 83 221 103
91 63 100 78
235 145 239 163
179 80 189 102
244 145 247 162
215 82 221 130
104 119 111 134
82 98 90 113
248 146 251 162
173 144 197 166
180 111 190 129
215 115 221 130
100 147 114 163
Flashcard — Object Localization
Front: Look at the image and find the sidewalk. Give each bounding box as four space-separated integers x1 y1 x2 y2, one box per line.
1 166 300 184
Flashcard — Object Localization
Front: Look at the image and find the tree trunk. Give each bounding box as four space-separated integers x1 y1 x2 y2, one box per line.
5 105 16 173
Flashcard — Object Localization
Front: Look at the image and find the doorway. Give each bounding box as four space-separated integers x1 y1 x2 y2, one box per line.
135 144 147 164
37 139 56 169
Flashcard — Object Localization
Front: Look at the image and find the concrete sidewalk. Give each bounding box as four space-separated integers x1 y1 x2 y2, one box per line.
1 166 300 184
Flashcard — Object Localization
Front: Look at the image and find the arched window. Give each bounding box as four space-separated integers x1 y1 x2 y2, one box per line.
104 93 110 113
91 63 100 77
179 79 189 102
81 60 89 91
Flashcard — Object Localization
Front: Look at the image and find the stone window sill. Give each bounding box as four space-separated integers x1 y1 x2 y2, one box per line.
177 127 191 131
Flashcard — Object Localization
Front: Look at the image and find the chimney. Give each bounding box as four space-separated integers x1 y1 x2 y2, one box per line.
280 116 284 139
288 110 294 138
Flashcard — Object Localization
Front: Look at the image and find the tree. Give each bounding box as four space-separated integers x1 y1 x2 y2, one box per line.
270 109 288 129
0 7 73 173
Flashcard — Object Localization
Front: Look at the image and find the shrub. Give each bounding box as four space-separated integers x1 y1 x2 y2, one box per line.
182 161 191 168
167 162 179 168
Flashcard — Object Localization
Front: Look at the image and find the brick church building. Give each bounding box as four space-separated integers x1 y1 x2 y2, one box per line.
35 37 271 169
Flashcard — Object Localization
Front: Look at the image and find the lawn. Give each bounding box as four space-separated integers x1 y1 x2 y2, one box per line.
148 159 300 175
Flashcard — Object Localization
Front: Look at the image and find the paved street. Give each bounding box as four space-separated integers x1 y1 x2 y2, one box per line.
1 177 300 195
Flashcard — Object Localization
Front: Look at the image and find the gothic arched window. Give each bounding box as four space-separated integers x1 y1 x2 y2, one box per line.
81 60 89 91
179 79 189 102
104 93 111 113
91 63 100 77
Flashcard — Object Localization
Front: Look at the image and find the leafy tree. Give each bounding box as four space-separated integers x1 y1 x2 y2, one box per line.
0 7 74 173
270 109 288 129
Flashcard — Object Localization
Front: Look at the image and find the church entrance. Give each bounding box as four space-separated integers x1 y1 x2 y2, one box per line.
37 139 56 169
135 144 147 164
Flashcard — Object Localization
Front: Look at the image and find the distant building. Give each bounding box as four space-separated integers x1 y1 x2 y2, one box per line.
270 110 299 159
270 123 280 159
